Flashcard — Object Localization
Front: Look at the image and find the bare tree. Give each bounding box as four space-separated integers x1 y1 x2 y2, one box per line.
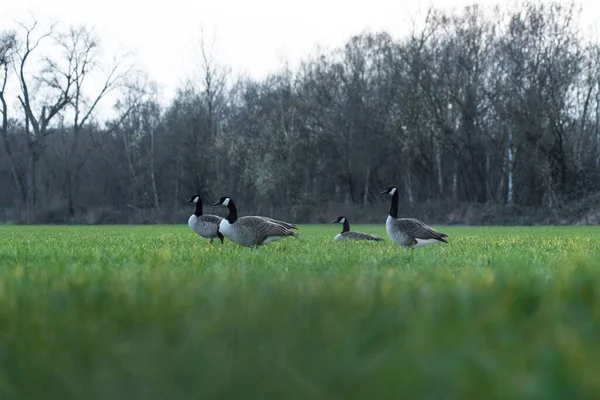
52 25 135 215
168 28 229 200
0 31 22 201
596 49 600 171
13 19 73 217
137 81 162 209
108 76 158 209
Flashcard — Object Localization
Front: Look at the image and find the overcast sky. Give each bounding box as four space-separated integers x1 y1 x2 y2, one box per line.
2 0 599 113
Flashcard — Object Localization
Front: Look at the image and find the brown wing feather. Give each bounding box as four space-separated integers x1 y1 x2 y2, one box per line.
397 218 448 242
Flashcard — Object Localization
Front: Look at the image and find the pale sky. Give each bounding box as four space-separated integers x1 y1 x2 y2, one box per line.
1 0 599 115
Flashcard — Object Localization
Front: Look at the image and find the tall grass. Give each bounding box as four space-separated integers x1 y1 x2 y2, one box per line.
0 224 599 399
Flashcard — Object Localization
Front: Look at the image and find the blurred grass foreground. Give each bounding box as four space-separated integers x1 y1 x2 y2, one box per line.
0 224 600 399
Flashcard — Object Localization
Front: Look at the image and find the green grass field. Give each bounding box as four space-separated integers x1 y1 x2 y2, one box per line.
1 223 600 399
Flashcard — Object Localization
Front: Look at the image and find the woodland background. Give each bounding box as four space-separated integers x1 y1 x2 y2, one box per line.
2 1 600 225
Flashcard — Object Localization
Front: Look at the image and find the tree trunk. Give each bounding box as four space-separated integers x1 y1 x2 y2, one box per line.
405 166 413 205
507 128 514 205
452 159 458 201
175 157 182 209
596 83 600 170
150 128 159 209
498 157 505 204
362 167 370 207
345 175 352 205
68 185 75 216
0 138 25 204
26 141 37 220
436 141 443 198
485 149 492 203
67 173 75 216
8 159 24 204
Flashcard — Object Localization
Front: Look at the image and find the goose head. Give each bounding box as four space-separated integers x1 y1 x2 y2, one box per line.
332 216 347 224
186 195 201 203
213 196 232 207
380 187 398 196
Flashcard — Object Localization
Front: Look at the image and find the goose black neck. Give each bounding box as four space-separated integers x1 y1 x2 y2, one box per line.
194 199 203 217
341 220 350 233
225 200 238 223
389 191 399 218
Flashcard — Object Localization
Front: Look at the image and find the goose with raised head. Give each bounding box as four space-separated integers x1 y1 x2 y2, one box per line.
186 195 225 244
212 196 298 248
332 216 384 242
380 186 448 247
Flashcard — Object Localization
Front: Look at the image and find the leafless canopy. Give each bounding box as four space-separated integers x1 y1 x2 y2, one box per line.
1 1 600 225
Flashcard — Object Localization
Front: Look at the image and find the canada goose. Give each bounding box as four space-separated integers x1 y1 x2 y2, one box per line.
380 186 448 247
212 196 298 248
186 195 225 244
332 216 384 241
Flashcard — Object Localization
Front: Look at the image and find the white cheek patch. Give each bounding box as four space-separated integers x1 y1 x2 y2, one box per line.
223 198 230 206
390 188 397 195
193 197 199 203
340 218 346 223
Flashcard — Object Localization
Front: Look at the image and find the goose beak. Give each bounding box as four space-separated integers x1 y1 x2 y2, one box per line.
185 199 192 203
380 189 387 194
331 219 338 223
212 201 220 206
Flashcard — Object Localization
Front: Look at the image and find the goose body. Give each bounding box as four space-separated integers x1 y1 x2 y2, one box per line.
186 195 225 244
381 187 448 247
213 196 298 248
332 216 383 242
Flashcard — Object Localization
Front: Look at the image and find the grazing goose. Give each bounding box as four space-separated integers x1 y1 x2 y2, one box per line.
212 196 298 248
380 186 448 247
186 195 225 244
332 216 384 242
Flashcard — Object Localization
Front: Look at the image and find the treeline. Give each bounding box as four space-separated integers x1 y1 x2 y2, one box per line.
2 1 600 225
